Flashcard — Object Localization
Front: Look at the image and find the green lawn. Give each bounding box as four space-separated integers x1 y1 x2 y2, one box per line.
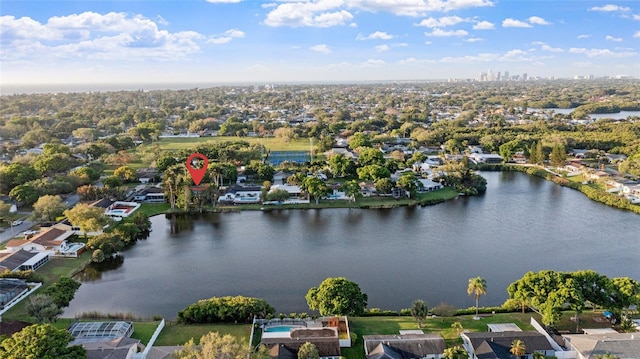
138 203 171 217
2 252 92 322
342 313 538 359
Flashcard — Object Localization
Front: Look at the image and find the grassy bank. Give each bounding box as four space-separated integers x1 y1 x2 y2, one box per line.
477 164 640 214
2 252 92 322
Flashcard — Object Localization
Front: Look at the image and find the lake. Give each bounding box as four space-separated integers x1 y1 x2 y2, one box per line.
65 171 640 319
530 108 640 120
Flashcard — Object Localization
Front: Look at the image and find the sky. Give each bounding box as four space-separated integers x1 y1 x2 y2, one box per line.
1 0 639 87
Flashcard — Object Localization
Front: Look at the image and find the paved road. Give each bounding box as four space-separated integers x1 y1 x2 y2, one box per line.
0 217 35 243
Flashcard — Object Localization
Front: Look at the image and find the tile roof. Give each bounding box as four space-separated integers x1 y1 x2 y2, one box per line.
364 334 446 358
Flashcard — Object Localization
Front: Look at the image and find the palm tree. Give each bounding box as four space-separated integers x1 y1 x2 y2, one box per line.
442 345 468 359
510 339 526 358
467 276 487 320
532 352 545 359
451 321 463 336
411 299 428 328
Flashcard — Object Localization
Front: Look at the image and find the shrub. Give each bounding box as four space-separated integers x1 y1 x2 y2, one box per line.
177 296 275 324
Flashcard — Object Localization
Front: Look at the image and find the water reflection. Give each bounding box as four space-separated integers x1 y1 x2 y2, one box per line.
65 172 640 319
75 255 124 282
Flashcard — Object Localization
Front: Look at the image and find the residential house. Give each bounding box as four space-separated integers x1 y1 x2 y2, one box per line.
563 332 640 359
133 186 165 203
363 332 446 359
221 184 262 204
417 179 443 193
0 249 50 272
3 228 74 254
324 148 358 160
468 153 504 164
461 331 556 359
136 168 159 184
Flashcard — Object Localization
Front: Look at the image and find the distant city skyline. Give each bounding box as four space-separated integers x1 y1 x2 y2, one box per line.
1 0 639 87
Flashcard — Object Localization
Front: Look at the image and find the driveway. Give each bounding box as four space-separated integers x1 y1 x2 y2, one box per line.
0 218 35 243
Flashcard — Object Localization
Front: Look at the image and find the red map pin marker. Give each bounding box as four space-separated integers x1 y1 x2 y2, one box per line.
186 153 209 186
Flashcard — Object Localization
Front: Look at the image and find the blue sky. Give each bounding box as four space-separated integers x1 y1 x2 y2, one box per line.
1 0 639 85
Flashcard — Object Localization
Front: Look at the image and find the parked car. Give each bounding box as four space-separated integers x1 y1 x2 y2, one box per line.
11 220 23 226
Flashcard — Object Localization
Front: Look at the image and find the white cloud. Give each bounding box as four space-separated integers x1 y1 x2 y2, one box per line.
310 44 332 54
541 44 563 52
569 47 636 57
349 22 358 27
206 0 242 2
425 41 432 45
415 16 465 28
356 31 394 40
634 14 640 20
424 28 468 37
1 12 205 62
345 0 494 16
502 18 532 28
577 34 591 39
207 28 245 44
261 3 277 8
605 35 622 42
362 58 385 67
589 4 630 12
528 16 550 25
375 44 390 52
464 37 483 42
473 20 495 30
264 1 353 27
634 31 640 38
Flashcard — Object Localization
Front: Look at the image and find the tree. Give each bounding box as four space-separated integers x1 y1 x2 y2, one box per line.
397 172 419 198
468 276 487 320
0 323 86 359
304 177 330 204
297 342 320 359
348 132 371 150
32 195 66 222
305 277 368 316
549 144 567 168
451 321 463 336
102 175 123 188
510 339 526 358
357 164 390 182
357 147 384 166
173 331 268 359
442 345 468 359
25 294 63 323
63 203 110 234
43 277 81 308
9 184 39 206
411 299 428 328
113 165 137 182
341 180 362 202
594 354 620 359
375 178 393 194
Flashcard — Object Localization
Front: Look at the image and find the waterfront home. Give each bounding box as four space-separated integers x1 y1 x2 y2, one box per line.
4 228 74 254
0 249 50 272
259 316 349 359
417 179 444 193
105 201 142 219
563 332 640 359
468 153 504 164
68 321 140 359
133 186 165 203
363 332 446 359
221 184 262 204
461 331 556 359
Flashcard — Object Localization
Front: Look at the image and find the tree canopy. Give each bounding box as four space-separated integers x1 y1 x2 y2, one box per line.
305 277 368 316
0 324 86 359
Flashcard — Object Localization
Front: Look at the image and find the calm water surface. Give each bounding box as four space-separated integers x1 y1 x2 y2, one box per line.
66 171 640 319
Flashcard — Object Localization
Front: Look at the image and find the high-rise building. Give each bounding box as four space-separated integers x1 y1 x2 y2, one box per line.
504 71 509 80
522 73 528 81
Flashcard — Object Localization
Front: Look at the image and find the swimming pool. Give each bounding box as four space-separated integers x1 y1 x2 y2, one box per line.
263 325 303 332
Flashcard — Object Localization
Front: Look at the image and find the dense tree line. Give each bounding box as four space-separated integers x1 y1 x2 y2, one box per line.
177 296 275 324
506 270 640 327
